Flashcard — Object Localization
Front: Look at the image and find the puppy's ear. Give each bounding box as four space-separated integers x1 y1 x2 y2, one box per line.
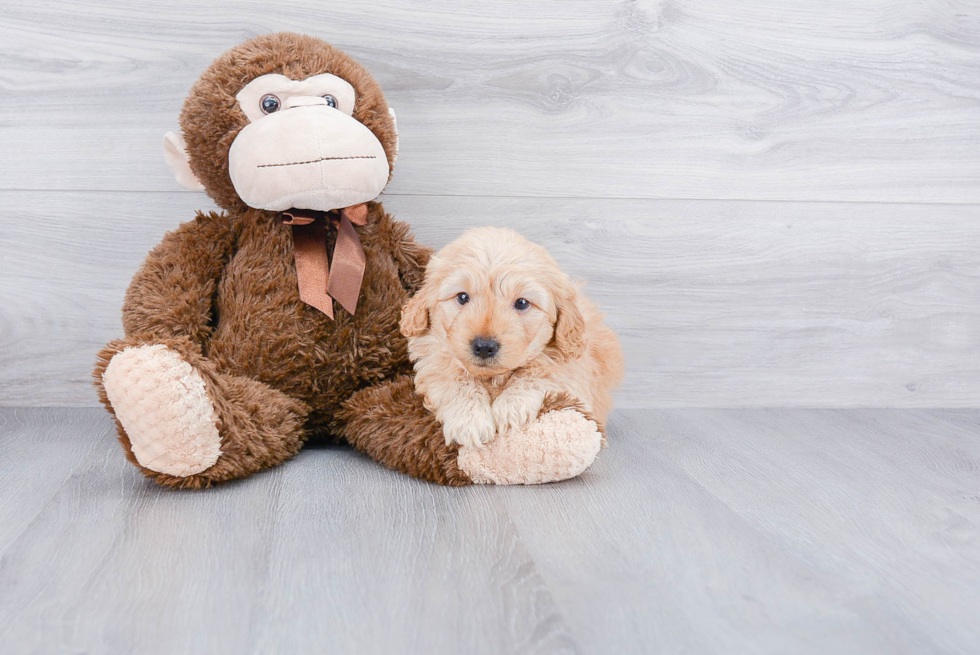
400 292 430 338
554 293 587 360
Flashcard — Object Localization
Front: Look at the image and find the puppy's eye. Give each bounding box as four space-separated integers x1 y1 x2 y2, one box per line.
260 94 281 114
514 298 530 311
323 94 338 108
456 292 470 305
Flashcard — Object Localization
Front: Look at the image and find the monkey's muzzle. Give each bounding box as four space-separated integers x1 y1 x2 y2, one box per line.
228 106 390 213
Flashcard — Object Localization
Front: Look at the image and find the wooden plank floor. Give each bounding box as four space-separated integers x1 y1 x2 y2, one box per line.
2 407 978 654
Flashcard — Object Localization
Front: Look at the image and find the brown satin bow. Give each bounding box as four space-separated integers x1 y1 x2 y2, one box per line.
281 203 369 319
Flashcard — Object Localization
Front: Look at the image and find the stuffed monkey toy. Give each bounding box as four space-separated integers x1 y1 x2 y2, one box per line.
94 33 603 489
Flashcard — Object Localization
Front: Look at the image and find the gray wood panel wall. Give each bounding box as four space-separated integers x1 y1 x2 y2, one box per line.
1 0 978 407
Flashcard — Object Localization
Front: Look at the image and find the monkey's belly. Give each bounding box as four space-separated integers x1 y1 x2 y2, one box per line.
206 247 411 416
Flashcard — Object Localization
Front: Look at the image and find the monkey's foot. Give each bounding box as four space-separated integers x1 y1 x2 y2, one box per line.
102 344 222 477
456 402 602 485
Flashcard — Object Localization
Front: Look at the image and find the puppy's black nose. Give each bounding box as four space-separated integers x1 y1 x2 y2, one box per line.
471 337 500 360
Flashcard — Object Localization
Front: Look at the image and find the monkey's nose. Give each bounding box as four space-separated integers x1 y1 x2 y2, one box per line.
471 337 500 360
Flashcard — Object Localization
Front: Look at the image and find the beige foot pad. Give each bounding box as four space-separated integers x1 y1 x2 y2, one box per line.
102 344 222 477
456 408 602 485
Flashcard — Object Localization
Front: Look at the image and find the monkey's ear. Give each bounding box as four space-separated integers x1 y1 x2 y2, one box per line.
389 108 399 165
163 131 205 191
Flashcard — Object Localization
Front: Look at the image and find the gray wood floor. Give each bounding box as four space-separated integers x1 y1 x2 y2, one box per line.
2 407 978 654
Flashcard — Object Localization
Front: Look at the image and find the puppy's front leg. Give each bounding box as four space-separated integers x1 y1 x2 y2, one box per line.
492 378 553 437
440 396 495 450
438 383 495 449
418 370 495 449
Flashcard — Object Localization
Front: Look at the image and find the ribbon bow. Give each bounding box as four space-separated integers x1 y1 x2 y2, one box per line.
282 203 369 319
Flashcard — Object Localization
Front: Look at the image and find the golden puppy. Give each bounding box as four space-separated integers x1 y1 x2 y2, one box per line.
400 227 624 449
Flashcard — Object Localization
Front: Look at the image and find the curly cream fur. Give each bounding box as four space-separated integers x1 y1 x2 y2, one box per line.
401 227 624 449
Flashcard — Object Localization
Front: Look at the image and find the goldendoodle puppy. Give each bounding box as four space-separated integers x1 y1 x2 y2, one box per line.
400 227 624 449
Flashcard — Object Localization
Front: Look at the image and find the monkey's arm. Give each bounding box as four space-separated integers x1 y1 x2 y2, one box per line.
395 231 432 295
381 214 432 295
122 211 238 345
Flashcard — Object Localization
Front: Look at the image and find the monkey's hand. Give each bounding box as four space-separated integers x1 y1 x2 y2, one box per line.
491 385 546 437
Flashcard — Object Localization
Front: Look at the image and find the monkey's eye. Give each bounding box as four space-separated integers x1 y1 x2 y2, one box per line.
514 298 530 311
456 292 470 306
323 94 338 108
260 94 281 114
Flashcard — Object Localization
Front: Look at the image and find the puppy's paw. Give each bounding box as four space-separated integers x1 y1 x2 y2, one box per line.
492 389 545 437
441 403 496 449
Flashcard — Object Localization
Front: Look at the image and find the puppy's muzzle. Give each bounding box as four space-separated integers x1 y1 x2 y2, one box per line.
471 337 500 360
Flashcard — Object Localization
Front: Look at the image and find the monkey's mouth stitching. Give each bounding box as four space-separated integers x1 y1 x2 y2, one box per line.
257 155 378 169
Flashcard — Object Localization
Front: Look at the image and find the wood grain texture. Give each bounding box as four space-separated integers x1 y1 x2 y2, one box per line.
1 191 978 408
643 408 980 653
0 1 977 406
1 0 978 201
0 408 577 655
500 408 980 654
1 407 978 653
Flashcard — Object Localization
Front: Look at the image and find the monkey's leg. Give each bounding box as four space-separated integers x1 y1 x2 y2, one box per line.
337 376 602 486
94 336 309 489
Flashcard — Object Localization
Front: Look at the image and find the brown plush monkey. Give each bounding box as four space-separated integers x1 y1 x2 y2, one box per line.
94 33 603 488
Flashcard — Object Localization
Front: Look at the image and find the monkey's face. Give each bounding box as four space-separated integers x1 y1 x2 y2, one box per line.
228 73 390 212
169 33 400 213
